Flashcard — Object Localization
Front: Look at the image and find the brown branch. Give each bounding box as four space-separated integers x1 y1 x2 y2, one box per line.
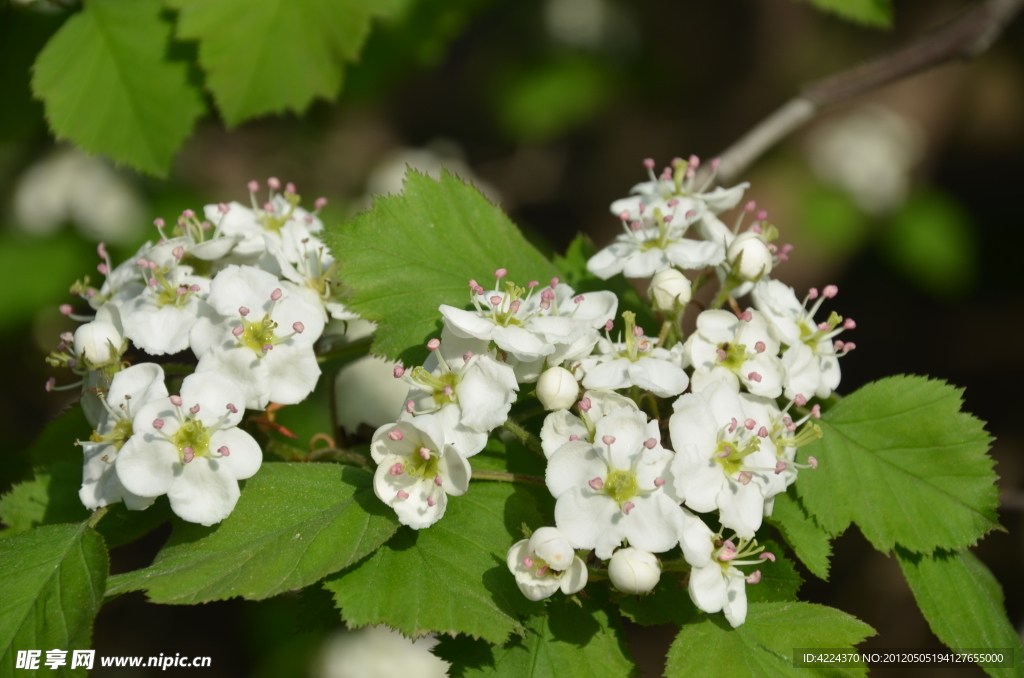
715 0 1024 185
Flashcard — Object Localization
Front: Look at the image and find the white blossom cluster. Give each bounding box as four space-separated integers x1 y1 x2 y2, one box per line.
494 157 851 627
47 179 350 526
44 158 858 631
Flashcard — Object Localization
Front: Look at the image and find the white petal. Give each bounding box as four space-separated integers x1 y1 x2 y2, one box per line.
196 348 271 410
439 305 496 341
456 356 518 432
264 346 321 405
717 481 766 539
115 436 179 498
433 404 488 457
679 507 714 568
491 325 555 361
581 358 631 391
554 489 621 558
622 247 671 279
210 428 263 480
559 557 589 595
665 239 725 269
540 411 589 459
688 562 727 614
586 241 633 279
546 442 606 498
180 371 246 428
620 494 683 555
723 573 749 627
629 357 689 397
167 457 241 526
440 450 471 496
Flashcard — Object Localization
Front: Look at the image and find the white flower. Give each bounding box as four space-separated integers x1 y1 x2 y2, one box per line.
539 389 638 458
669 380 785 539
400 331 518 457
546 406 685 559
506 527 588 601
265 220 358 322
586 205 724 280
370 415 471 529
119 251 210 356
190 265 325 410
536 366 579 411
739 393 822 505
610 156 749 220
752 280 855 400
74 241 149 311
608 547 661 594
688 537 774 628
116 372 262 525
683 309 784 398
203 179 327 260
78 363 168 510
581 312 689 398
648 268 692 312
440 271 616 364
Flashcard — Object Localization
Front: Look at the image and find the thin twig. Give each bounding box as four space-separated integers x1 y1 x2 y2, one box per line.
471 470 547 487
503 419 546 457
715 0 1024 184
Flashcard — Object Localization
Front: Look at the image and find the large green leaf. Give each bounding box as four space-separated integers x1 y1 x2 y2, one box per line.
796 0 893 27
324 482 551 645
665 602 875 678
897 548 1023 678
32 0 206 176
0 523 108 677
106 463 398 603
438 598 635 678
766 488 833 580
796 375 998 553
168 0 407 126
327 169 561 365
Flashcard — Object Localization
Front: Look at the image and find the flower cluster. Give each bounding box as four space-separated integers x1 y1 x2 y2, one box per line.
45 158 857 631
495 156 851 627
48 180 343 525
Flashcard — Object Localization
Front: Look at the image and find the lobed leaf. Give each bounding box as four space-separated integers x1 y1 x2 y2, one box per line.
32 0 206 176
106 463 398 603
796 375 999 554
327 169 560 366
766 487 833 580
665 602 875 678
0 523 108 677
325 482 551 645
438 597 635 678
896 548 1023 678
168 0 407 126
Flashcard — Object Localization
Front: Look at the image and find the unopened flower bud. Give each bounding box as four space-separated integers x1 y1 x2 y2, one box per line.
608 547 661 595
536 366 579 411
727 231 773 281
648 268 691 312
73 320 122 366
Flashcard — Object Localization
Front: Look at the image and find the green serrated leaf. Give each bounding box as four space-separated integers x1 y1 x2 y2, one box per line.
896 548 1023 678
106 463 398 603
796 0 893 27
553 233 659 332
31 0 206 176
796 375 999 554
746 539 803 604
0 523 108 677
767 487 833 580
665 602 875 678
438 597 635 677
168 0 399 126
326 169 560 366
0 461 89 533
325 482 551 645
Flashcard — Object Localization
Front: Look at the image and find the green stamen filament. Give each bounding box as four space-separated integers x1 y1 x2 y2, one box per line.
714 438 761 476
239 315 279 354
89 418 133 451
171 418 212 459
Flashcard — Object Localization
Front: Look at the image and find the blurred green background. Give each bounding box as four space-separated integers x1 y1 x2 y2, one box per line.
1 0 1022 675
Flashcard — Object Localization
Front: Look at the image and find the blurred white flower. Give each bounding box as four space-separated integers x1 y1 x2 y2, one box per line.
806 105 924 216
313 626 449 678
13 148 146 243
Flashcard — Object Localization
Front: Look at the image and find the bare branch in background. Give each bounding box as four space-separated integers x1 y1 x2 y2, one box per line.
715 0 1024 185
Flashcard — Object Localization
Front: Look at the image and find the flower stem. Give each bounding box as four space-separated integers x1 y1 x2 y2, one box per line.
502 419 545 457
471 470 546 487
86 505 110 529
660 558 692 573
